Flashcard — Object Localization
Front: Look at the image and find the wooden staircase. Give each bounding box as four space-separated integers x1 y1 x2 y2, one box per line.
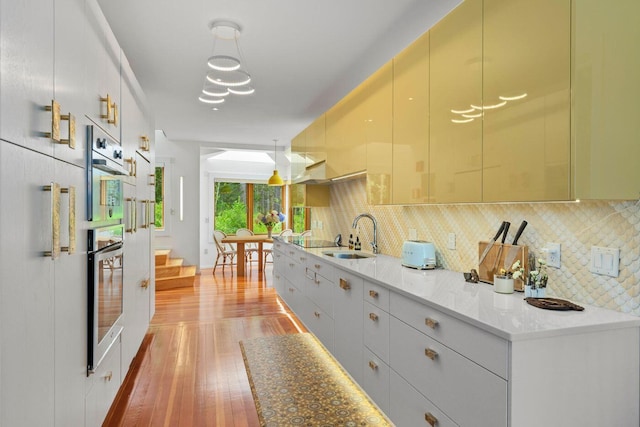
155 249 197 291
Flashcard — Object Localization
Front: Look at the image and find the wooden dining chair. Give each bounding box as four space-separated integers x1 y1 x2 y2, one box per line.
300 229 313 237
213 230 236 273
236 228 259 265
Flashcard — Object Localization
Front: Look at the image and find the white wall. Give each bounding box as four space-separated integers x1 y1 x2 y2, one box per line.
154 131 201 270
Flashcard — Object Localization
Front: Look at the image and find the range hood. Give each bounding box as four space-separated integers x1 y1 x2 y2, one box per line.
294 160 329 184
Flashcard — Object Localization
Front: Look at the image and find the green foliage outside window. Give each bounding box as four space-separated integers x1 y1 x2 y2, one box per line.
155 166 164 229
214 182 247 234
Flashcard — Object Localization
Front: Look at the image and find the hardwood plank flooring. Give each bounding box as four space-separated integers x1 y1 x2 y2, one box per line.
103 265 305 426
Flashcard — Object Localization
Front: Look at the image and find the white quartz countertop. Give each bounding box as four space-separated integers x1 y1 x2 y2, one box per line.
281 241 640 341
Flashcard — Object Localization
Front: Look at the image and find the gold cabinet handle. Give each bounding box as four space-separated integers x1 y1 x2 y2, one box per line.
314 264 321 269
289 263 295 268
124 158 136 177
288 287 294 293
140 279 150 289
339 278 350 290
44 100 61 142
368 360 378 371
369 290 379 298
100 94 112 122
425 348 438 361
139 200 149 229
103 371 113 382
425 412 438 426
300 256 307 261
148 173 155 186
314 311 321 318
369 312 379 322
425 318 439 329
43 183 61 259
125 197 136 233
140 135 150 151
59 186 76 255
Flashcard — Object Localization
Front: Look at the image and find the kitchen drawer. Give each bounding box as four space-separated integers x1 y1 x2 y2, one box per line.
389 370 458 427
363 280 390 311
363 301 390 363
362 347 390 414
305 267 334 317
85 338 122 427
302 299 334 352
281 278 304 314
390 317 507 427
283 257 305 291
390 292 508 378
273 240 286 253
306 257 335 282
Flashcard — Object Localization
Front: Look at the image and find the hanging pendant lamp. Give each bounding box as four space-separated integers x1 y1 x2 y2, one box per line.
268 139 284 186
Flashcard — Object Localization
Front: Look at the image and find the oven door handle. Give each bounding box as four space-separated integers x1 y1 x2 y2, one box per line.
95 242 123 258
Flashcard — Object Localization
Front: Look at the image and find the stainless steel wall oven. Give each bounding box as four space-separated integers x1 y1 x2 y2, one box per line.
87 223 124 375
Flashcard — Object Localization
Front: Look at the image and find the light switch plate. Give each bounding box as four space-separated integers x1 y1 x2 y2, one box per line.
590 246 620 277
546 242 561 268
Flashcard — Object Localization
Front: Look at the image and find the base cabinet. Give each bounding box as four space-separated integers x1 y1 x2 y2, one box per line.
85 339 122 427
390 371 457 427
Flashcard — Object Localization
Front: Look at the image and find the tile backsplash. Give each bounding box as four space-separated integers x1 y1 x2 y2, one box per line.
311 178 640 316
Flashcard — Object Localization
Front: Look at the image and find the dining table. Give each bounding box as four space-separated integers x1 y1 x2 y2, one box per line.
221 235 273 276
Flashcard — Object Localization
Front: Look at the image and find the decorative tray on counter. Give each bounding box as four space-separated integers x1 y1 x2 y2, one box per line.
525 297 585 311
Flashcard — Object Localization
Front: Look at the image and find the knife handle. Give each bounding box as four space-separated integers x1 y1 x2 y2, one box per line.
512 220 528 245
501 222 511 243
492 221 507 242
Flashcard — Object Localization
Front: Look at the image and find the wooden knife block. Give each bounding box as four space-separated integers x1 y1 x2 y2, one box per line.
478 242 529 291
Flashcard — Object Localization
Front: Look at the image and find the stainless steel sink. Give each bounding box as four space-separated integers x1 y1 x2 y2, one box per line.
322 250 375 259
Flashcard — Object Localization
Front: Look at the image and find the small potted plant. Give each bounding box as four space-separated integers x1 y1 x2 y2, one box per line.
526 258 548 298
495 260 525 294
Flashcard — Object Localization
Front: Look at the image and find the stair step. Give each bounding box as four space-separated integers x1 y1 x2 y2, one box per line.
155 258 184 278
154 249 171 266
156 265 196 291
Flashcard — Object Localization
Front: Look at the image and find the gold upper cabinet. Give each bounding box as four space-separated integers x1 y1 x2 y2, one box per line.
482 0 571 202
429 0 483 203
392 32 430 205
305 114 326 167
572 0 640 200
364 61 393 205
326 88 366 179
290 129 307 182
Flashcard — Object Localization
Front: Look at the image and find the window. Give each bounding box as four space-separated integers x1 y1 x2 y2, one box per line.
213 181 285 235
291 207 310 233
154 165 165 229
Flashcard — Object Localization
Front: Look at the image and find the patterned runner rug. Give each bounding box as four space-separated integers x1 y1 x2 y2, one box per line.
240 333 392 426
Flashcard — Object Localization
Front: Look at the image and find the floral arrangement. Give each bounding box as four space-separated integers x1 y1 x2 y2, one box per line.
499 260 525 281
528 258 549 289
254 210 285 228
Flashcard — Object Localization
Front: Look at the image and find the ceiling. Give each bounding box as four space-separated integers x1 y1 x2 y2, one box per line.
98 0 460 149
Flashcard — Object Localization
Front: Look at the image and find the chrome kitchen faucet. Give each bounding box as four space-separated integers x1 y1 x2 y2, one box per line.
352 213 378 254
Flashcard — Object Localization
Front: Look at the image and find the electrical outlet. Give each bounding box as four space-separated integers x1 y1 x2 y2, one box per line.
204 248 208 255
447 233 456 250
408 228 417 240
546 242 561 268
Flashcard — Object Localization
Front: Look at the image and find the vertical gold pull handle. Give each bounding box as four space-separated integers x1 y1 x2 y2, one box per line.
368 360 378 370
59 186 76 255
425 412 438 426
369 312 379 321
125 197 135 233
148 173 155 186
43 183 61 259
425 318 439 329
108 103 118 126
147 201 155 228
140 200 149 229
140 135 150 151
60 113 76 149
44 100 61 142
425 348 438 361
339 278 350 290
100 94 112 121
369 290 379 298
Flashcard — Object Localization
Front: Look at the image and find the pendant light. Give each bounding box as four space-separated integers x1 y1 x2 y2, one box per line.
268 139 284 186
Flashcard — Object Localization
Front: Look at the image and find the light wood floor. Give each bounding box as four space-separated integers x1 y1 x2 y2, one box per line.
103 264 306 427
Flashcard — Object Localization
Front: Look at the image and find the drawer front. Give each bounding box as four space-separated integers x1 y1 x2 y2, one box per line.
363 301 390 363
364 280 390 311
390 317 507 427
283 258 305 291
282 278 304 314
305 268 334 316
303 300 334 352
390 292 508 378
362 347 390 414
389 370 458 427
307 257 335 283
85 339 122 427
333 270 364 382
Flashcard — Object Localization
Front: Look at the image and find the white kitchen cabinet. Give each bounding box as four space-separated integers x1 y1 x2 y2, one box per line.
363 301 390 364
0 142 87 426
84 0 121 139
85 338 122 427
362 348 389 413
333 270 364 383
121 52 153 163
